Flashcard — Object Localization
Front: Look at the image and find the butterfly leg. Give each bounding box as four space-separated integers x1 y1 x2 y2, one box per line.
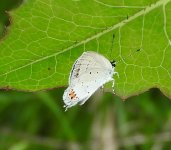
112 80 115 94
114 71 119 78
63 105 68 112
100 85 105 94
109 78 115 93
101 85 104 89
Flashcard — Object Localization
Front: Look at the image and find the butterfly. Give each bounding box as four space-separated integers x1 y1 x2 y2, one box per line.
63 51 118 111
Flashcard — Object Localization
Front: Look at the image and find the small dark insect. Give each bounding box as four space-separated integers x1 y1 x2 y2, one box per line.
136 49 141 52
112 34 115 39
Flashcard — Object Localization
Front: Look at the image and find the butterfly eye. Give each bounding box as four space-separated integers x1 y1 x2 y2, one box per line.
110 60 116 67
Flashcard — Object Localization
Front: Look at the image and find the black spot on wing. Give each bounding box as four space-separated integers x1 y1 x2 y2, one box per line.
70 59 78 77
71 59 81 79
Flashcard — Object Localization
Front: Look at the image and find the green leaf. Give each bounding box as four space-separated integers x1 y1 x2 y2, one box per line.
0 0 171 98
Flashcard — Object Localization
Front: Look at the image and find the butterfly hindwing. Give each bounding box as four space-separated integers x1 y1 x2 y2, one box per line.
63 68 114 110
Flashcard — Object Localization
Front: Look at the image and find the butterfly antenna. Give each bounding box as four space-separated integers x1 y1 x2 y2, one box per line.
116 48 141 63
109 34 115 59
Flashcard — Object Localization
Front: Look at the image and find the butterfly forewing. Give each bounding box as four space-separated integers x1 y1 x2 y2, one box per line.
69 51 112 85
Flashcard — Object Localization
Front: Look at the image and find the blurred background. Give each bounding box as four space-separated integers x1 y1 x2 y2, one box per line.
1 1 171 150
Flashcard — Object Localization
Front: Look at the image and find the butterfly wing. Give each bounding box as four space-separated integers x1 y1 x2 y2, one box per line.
69 51 113 85
63 68 114 110
63 85 91 111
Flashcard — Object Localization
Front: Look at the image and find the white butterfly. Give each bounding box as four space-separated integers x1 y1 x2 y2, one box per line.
63 51 118 111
